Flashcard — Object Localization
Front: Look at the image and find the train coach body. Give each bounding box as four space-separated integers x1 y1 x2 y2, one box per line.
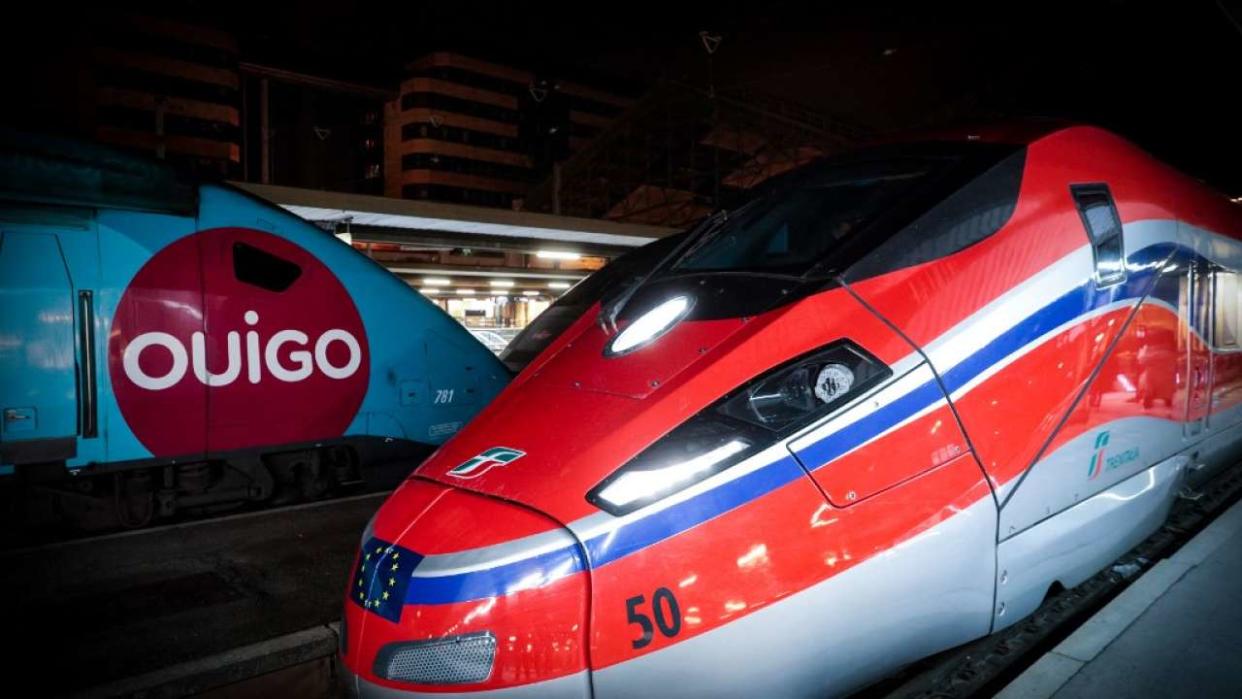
341 125 1242 698
0 133 508 525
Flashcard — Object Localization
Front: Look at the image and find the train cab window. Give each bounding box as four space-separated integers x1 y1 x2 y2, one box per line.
672 159 937 276
1214 270 1240 348
233 242 301 292
1071 184 1126 287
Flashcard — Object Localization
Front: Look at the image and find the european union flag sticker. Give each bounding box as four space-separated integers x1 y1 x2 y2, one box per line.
350 537 422 623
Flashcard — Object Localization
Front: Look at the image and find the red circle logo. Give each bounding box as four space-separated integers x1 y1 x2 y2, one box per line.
109 228 370 457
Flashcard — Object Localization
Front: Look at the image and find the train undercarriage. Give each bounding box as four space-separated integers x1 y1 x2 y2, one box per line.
1 438 431 536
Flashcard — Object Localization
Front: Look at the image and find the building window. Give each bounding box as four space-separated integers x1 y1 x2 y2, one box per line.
1071 183 1126 287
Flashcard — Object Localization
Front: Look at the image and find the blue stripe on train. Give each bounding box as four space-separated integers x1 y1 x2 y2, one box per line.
404 243 1184 605
405 542 584 605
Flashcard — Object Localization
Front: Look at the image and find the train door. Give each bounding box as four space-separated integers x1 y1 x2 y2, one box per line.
198 228 306 453
1209 267 1241 430
0 223 78 467
1184 258 1213 437
98 209 207 463
197 226 370 454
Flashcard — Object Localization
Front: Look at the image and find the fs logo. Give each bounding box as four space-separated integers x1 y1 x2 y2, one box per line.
1087 430 1140 480
109 228 370 457
449 447 525 479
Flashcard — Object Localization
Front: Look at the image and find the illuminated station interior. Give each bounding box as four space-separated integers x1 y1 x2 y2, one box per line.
234 184 674 346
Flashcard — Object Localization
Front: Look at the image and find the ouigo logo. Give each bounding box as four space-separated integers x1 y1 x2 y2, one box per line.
121 310 362 390
449 447 526 479
109 228 370 457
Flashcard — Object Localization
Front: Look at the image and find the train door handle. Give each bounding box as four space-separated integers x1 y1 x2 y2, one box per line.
3 407 36 433
77 290 98 438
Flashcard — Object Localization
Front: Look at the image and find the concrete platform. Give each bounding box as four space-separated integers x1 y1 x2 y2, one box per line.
998 496 1242 699
0 493 382 696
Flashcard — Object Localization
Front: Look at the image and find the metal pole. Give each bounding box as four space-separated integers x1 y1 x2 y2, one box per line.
552 162 562 215
259 78 271 184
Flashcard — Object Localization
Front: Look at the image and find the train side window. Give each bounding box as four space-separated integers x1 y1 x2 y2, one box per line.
1215 270 1240 348
1071 184 1126 287
233 242 301 292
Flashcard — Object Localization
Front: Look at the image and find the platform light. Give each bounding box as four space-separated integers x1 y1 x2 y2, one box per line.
423 277 451 286
489 279 515 288
457 289 476 295
548 281 572 290
522 290 539 296
537 250 582 261
1232 196 1242 204
420 288 441 295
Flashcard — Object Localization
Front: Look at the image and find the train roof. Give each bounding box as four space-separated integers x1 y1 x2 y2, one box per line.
0 128 198 215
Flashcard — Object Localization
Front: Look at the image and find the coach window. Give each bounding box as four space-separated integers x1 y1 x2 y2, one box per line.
1071 184 1126 287
233 242 302 292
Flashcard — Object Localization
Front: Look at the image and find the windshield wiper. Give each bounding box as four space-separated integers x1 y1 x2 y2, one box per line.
598 207 732 334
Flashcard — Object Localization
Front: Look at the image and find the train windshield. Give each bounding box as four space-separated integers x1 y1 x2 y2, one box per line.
672 158 943 277
502 142 1024 368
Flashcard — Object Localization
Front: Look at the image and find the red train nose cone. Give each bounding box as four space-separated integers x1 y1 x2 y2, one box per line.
342 478 591 696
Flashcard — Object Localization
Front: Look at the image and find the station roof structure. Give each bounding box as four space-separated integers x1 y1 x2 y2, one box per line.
234 182 677 256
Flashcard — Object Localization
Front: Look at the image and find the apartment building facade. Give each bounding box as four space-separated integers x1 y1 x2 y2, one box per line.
384 52 633 209
92 15 242 177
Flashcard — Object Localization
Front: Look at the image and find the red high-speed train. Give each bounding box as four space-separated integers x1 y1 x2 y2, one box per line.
341 124 1242 698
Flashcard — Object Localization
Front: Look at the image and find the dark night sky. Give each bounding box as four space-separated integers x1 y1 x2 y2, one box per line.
179 2 1242 190
8 1 1242 191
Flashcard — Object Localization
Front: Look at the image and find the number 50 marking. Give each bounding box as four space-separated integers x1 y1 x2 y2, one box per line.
625 587 681 650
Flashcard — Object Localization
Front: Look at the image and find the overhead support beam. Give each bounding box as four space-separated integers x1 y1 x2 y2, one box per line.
238 63 395 100
388 266 587 281
233 182 678 249
348 225 632 258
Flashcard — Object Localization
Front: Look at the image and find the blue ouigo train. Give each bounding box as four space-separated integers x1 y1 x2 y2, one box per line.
0 131 509 530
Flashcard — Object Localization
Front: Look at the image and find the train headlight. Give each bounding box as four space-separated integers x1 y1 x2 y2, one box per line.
605 295 694 357
588 341 889 515
593 435 752 512
717 343 886 431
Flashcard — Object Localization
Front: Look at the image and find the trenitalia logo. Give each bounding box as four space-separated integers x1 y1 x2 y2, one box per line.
449 447 526 479
121 310 362 390
1087 430 1139 480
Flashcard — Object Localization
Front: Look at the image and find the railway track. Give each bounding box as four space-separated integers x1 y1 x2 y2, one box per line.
0 489 386 697
0 456 414 551
8 458 1242 697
